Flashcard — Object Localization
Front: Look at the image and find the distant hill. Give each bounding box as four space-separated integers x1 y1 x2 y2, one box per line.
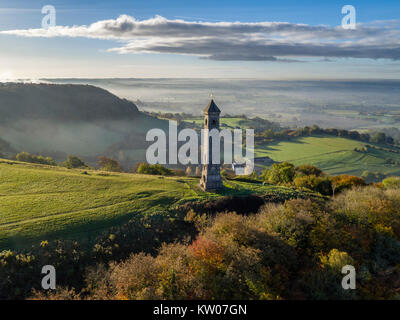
0 83 140 122
0 83 167 165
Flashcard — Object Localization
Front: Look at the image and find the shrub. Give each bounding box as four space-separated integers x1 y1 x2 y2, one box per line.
258 199 326 256
202 212 297 298
300 266 356 300
294 175 332 196
295 165 323 177
362 171 385 183
330 187 400 268
97 156 122 172
136 163 173 176
261 162 295 185
320 249 354 271
16 152 56 166
331 174 366 195
382 176 400 189
64 155 87 169
16 151 33 162
110 253 161 300
297 249 357 300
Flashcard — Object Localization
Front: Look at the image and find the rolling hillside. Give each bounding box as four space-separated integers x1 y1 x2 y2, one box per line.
0 83 167 165
184 116 400 178
0 159 318 250
1 84 398 178
255 135 400 177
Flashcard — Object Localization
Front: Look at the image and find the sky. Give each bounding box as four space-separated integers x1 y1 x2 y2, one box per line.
0 0 399 79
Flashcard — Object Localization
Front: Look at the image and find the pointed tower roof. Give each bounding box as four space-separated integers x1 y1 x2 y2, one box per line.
203 99 221 114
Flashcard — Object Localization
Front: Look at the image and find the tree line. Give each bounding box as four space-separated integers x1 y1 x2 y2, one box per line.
255 125 396 147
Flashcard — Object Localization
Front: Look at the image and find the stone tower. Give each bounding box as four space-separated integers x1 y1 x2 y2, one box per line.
200 98 224 191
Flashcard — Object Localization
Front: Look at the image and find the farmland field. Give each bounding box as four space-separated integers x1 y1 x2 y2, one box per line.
255 135 400 176
0 159 317 250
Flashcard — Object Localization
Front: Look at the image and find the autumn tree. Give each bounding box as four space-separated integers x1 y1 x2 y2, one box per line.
331 174 366 195
294 175 332 195
295 164 323 177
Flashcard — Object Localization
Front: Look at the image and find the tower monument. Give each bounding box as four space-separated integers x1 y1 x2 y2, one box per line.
200 97 224 191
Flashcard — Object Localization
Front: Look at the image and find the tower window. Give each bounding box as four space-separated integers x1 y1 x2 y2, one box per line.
212 120 216 125
205 119 208 125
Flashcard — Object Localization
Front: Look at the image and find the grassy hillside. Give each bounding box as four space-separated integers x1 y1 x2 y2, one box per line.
0 83 140 122
182 115 400 177
0 159 317 250
255 135 400 176
0 83 167 164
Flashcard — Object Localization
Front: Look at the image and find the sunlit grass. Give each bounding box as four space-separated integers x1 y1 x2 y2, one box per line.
255 135 400 176
0 159 316 250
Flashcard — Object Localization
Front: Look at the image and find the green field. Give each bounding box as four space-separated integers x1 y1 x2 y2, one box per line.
255 135 400 176
183 117 400 177
2 134 397 251
186 117 400 177
0 159 317 250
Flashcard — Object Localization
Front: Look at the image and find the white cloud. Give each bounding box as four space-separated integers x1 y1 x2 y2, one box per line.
1 14 400 61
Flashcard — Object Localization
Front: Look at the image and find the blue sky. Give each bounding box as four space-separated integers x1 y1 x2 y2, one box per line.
0 0 399 79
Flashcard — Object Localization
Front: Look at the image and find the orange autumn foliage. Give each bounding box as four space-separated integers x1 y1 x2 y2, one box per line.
189 236 225 273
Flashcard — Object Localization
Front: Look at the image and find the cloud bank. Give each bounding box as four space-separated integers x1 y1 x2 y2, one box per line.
1 14 400 61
